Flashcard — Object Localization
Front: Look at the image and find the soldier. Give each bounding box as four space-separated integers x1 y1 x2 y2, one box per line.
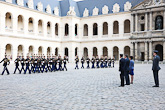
63 55 69 71
91 56 95 69
100 56 104 68
34 56 40 73
58 56 63 71
75 55 79 69
31 55 35 73
86 56 90 69
108 57 112 68
24 56 31 74
96 55 100 68
81 56 85 69
13 56 21 74
20 56 25 74
47 55 52 72
41 56 46 73
112 56 115 68
104 56 108 68
54 55 58 71
0 55 10 75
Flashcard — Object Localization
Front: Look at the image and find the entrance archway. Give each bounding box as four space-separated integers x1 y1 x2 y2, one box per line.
155 44 163 61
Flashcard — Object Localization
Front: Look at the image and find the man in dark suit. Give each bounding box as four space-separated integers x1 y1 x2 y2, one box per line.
119 54 125 87
152 50 161 87
124 55 130 85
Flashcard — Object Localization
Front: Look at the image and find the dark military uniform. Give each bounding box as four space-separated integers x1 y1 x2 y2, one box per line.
24 58 31 74
13 58 21 74
86 58 90 69
96 58 100 68
81 57 85 69
0 57 10 75
20 58 25 74
75 57 79 69
100 58 104 68
63 58 68 71
108 58 111 68
104 58 108 68
112 58 115 68
91 58 95 69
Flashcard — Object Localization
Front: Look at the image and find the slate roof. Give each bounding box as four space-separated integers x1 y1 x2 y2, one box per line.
0 0 144 17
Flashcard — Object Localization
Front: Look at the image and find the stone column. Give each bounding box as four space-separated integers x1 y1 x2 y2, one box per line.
163 40 165 62
135 14 138 32
149 41 153 61
149 12 153 31
130 42 134 56
43 21 47 37
51 23 55 38
164 11 165 34
145 13 148 31
135 42 138 61
0 14 5 33
144 41 148 61
108 21 113 37
24 17 28 35
131 14 134 33
98 23 102 38
12 15 18 34
33 19 38 36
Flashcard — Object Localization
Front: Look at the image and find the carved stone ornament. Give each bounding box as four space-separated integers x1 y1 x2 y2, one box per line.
102 5 109 14
28 0 34 9
37 2 43 11
67 7 76 16
17 0 24 6
124 1 132 11
54 7 59 16
5 0 12 3
112 3 120 13
46 5 51 14
83 8 89 17
93 6 99 16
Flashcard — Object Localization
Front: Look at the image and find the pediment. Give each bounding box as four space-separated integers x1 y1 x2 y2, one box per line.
132 0 165 10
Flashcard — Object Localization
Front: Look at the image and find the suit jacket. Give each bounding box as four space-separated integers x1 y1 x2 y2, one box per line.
119 58 125 72
152 55 161 71
124 58 130 72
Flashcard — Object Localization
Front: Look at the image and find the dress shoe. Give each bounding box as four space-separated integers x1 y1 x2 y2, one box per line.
119 85 124 87
152 85 159 87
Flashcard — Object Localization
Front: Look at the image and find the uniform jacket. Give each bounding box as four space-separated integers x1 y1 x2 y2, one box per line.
152 55 161 71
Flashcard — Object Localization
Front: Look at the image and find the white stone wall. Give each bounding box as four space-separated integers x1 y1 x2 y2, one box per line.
0 2 132 63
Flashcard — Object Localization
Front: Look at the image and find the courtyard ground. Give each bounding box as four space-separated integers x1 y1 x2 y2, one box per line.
0 63 165 110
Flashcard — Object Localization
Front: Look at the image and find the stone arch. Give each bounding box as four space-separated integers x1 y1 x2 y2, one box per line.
5 12 12 30
47 21 51 35
103 22 108 35
28 45 34 56
47 47 51 56
155 44 163 61
64 47 69 56
103 46 108 56
65 23 69 36
155 15 163 30
38 46 43 56
38 19 43 34
17 15 24 31
93 47 98 57
55 47 59 56
124 46 130 57
93 23 98 35
84 47 88 59
84 24 88 36
113 46 119 60
124 19 130 33
55 23 59 36
17 45 24 56
5 44 12 59
113 21 119 34
28 17 34 32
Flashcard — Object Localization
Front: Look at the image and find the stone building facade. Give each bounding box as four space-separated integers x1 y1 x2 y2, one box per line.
0 0 164 63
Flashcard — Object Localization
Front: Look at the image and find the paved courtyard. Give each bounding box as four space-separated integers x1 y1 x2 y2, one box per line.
0 63 165 110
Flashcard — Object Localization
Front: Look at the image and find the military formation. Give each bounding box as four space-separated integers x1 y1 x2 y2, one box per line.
0 54 69 75
74 55 115 69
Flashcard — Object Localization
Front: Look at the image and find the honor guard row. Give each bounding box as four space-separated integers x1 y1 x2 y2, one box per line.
0 54 69 75
75 55 115 69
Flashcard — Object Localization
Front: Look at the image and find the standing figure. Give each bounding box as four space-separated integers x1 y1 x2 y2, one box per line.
91 56 95 69
63 56 69 71
119 54 125 87
81 56 85 69
152 50 161 87
34 56 40 73
20 56 25 74
124 55 130 85
104 56 108 68
112 57 115 68
24 56 31 74
0 55 10 75
75 56 79 69
108 57 111 68
129 56 134 84
96 56 100 68
30 56 35 73
58 56 63 71
86 56 90 69
13 56 21 74
100 56 104 68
